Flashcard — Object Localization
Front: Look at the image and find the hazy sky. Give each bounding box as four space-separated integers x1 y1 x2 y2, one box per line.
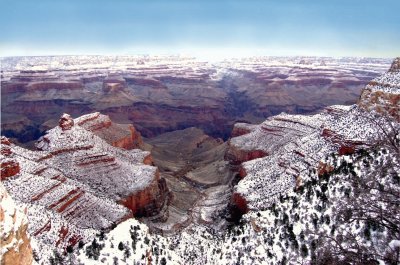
0 0 399 58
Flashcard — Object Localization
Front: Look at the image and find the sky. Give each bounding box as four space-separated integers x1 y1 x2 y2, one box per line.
0 0 399 58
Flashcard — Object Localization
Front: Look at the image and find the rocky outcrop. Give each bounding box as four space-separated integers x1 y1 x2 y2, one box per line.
225 144 268 165
1 137 20 180
389 57 400 72
75 112 144 150
59 113 74 130
35 113 168 217
232 193 249 215
0 159 20 180
0 183 33 265
102 75 126 93
228 105 386 211
321 128 365 155
358 59 400 121
120 175 170 217
230 123 255 138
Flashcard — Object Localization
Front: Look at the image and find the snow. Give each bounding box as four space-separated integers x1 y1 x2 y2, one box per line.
367 72 400 94
389 240 400 249
293 223 302 236
75 219 182 265
1 112 162 261
0 56 398 264
0 183 29 255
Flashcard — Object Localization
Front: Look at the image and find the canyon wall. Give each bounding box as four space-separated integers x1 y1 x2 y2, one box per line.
0 113 170 255
1 56 390 145
226 59 399 213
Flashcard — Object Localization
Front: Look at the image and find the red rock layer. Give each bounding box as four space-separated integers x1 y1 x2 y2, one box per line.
232 193 249 215
231 126 252 138
112 125 144 150
1 160 20 180
76 112 144 150
1 137 20 180
119 173 170 217
321 128 364 155
225 144 268 165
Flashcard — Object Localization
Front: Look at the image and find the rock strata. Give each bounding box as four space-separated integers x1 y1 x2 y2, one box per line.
227 59 400 213
1 113 170 255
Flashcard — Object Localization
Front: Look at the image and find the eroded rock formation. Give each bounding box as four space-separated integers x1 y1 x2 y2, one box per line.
75 112 144 149
59 113 74 130
1 113 170 255
389 57 400 72
1 136 20 180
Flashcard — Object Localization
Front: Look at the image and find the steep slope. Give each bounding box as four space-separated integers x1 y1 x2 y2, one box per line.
1 113 169 259
75 112 145 150
225 58 399 213
144 128 234 233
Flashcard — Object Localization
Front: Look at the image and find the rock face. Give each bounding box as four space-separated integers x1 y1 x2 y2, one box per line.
389 57 400 72
1 55 390 146
228 59 400 212
228 105 383 211
0 183 33 265
225 143 268 165
358 60 400 121
75 112 144 149
1 136 20 180
119 175 169 217
59 113 74 130
1 113 170 256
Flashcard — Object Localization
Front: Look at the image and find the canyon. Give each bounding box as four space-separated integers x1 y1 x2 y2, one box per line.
1 56 391 148
1 56 399 265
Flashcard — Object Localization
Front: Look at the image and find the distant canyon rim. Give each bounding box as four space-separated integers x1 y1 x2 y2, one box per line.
1 56 391 148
